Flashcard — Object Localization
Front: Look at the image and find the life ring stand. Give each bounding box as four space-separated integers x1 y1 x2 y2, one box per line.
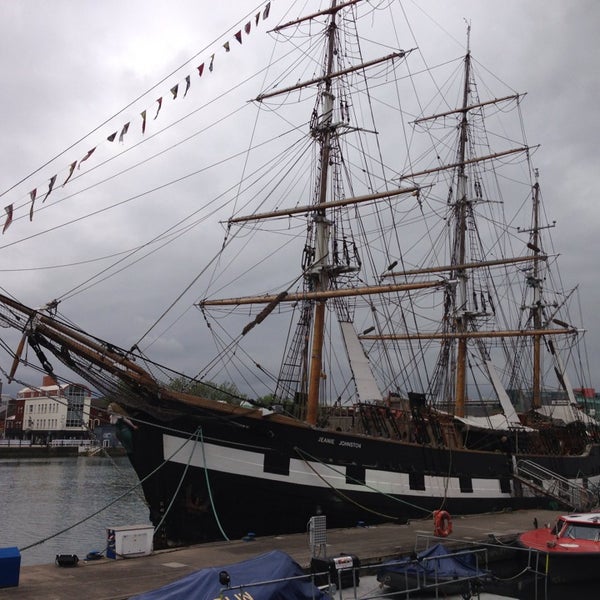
433 509 453 537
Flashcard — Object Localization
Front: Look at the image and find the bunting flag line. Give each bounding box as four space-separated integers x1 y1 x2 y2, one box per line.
29 188 37 221
118 122 130 143
78 147 96 169
154 97 163 119
42 174 57 203
4 1 274 235
3 204 13 234
63 161 77 187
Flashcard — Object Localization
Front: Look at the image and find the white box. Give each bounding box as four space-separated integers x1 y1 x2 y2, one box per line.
106 525 153 559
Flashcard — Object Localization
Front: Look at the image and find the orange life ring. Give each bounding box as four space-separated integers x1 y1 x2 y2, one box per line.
433 510 453 537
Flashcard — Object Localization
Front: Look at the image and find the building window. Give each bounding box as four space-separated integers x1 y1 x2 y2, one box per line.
65 390 86 428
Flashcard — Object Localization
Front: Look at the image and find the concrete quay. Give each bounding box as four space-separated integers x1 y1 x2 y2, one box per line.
0 509 558 600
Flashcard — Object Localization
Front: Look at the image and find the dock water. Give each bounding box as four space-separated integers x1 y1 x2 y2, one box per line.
0 509 558 600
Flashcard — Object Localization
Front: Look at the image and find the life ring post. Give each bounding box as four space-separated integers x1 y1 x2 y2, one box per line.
433 510 453 537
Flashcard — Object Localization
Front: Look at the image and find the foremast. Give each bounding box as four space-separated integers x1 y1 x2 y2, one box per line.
305 0 338 425
200 1 416 424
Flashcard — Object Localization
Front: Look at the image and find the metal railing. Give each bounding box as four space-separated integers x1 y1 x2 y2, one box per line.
514 458 596 511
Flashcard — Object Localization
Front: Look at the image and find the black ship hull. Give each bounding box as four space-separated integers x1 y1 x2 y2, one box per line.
125 405 600 547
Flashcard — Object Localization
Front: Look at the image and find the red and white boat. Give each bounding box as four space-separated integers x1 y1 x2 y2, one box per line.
518 513 600 583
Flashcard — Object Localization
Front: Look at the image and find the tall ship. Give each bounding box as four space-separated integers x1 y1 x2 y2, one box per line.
0 1 598 547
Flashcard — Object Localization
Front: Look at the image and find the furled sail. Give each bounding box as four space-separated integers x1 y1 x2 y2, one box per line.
339 321 382 403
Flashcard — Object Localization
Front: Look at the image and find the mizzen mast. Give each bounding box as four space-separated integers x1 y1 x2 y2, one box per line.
531 172 543 409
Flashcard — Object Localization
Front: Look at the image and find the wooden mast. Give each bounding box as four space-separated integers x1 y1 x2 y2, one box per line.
531 171 543 408
453 29 472 418
306 1 338 426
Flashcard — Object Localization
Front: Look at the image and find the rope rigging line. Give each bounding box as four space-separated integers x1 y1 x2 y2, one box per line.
293 446 431 517
0 340 278 446
152 427 201 537
131 142 312 347
0 1 270 202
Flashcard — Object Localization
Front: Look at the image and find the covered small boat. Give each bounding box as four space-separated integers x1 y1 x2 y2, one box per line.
518 513 600 584
129 550 328 600
377 543 490 595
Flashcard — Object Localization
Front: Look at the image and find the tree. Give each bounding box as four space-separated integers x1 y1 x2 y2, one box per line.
168 376 247 405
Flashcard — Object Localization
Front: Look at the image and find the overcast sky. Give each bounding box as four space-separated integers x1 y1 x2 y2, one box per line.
0 0 598 397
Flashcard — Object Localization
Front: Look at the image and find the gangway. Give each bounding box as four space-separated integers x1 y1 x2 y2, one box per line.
514 458 596 511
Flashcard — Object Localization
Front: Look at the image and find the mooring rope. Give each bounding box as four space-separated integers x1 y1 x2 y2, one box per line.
152 427 201 535
293 446 432 517
199 426 230 541
19 426 202 553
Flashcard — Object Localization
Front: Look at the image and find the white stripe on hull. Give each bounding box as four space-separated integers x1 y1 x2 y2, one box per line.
163 433 511 500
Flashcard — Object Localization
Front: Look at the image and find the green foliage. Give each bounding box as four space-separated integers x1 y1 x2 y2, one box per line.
256 393 277 406
168 376 247 405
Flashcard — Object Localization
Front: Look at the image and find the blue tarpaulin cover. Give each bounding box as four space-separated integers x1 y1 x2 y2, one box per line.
377 543 489 588
129 550 329 600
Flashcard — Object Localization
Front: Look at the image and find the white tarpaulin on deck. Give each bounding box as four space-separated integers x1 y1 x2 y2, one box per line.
454 413 533 432
536 404 599 426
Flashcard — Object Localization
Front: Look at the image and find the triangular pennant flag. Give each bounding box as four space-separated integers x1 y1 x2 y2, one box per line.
63 161 77 186
184 75 191 98
78 147 96 169
255 11 261 25
263 2 271 19
29 188 37 222
197 63 205 77
170 84 179 99
42 174 57 203
141 110 147 134
118 122 130 143
154 97 163 119
245 21 251 35
223 41 230 52
2 204 13 234
235 31 242 45
209 53 215 72
107 131 118 142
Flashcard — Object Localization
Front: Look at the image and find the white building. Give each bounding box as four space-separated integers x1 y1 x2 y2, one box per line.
18 375 92 441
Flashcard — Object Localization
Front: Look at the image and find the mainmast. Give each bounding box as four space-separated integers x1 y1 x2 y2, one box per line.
306 1 338 425
453 29 472 417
